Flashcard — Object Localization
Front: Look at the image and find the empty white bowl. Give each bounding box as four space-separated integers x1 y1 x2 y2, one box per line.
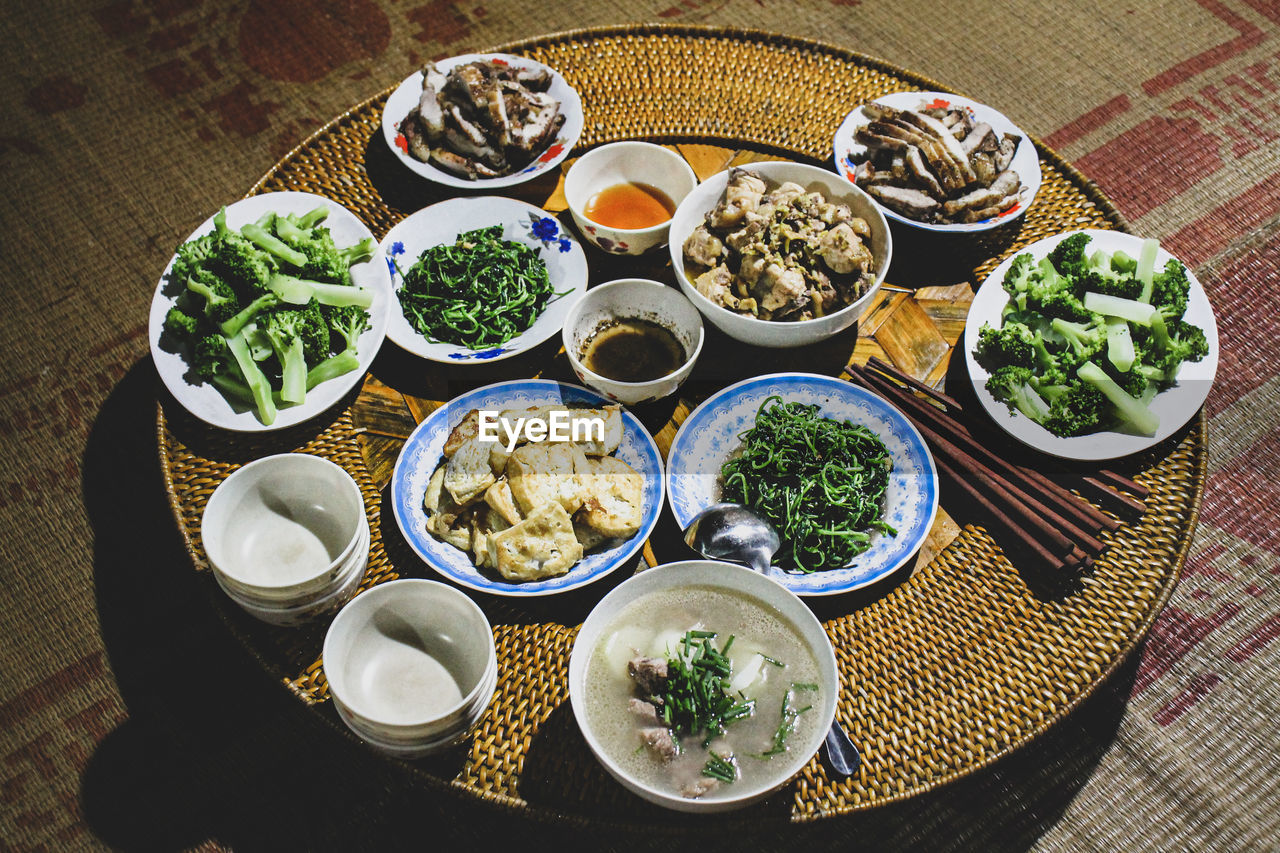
667 161 891 348
564 142 697 255
322 579 498 757
202 453 369 622
562 278 705 405
214 516 370 627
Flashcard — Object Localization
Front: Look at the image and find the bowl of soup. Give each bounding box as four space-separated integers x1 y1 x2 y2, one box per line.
568 560 839 812
562 278 705 405
564 141 697 256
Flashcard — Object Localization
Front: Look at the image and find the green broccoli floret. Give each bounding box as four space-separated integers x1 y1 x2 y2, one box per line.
1150 258 1191 323
186 269 241 325
1050 317 1107 363
977 322 1036 368
169 233 217 284
1002 253 1037 300
1047 232 1092 280
321 304 371 355
163 305 200 340
213 232 276 298
1040 381 1108 437
261 304 324 404
1082 249 1143 299
1145 316 1208 379
987 365 1051 422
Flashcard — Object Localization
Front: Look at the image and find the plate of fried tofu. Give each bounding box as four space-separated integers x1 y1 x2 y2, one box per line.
391 380 664 596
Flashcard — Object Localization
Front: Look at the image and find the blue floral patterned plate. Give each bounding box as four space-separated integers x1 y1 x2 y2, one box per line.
666 373 938 596
391 380 664 597
379 196 588 363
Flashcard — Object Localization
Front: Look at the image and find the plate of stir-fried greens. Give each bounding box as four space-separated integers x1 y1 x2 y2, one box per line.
148 191 390 431
380 196 587 363
666 373 938 596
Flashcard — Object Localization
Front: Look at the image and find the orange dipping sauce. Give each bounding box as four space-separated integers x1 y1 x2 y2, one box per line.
583 182 676 230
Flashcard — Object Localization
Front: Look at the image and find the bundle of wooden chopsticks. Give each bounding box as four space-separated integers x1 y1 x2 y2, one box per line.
846 358 1149 574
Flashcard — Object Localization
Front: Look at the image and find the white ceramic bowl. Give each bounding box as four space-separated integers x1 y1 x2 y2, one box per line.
568 560 839 813
832 91 1042 234
202 454 367 604
667 161 891 348
564 142 698 255
323 579 498 756
561 278 705 405
381 53 583 190
216 518 369 627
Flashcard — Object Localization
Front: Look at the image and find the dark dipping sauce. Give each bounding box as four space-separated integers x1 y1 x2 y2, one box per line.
581 318 686 383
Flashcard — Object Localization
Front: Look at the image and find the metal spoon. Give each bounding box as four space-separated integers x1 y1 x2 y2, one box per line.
681 502 862 777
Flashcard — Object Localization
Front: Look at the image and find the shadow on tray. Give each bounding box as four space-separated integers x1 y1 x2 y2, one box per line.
82 358 1145 853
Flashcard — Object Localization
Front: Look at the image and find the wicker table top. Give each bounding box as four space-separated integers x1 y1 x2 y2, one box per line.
157 25 1205 826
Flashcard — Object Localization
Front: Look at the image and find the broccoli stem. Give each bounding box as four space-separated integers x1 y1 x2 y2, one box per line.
267 273 374 308
241 222 308 268
1077 361 1159 436
273 334 308 404
1104 318 1136 373
305 351 360 390
219 293 280 337
1136 238 1159 303
296 206 329 229
1083 292 1157 325
225 331 278 425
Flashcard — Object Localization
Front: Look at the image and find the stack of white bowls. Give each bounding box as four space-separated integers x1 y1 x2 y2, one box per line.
201 453 370 627
322 579 498 758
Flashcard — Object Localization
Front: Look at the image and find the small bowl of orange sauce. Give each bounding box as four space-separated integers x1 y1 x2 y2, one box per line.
564 141 697 256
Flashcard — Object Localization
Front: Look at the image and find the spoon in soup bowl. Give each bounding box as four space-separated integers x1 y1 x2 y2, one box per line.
682 502 862 777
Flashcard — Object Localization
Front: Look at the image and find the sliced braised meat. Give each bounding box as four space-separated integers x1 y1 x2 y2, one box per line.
941 169 1021 217
904 146 945 199
866 184 941 220
683 225 725 268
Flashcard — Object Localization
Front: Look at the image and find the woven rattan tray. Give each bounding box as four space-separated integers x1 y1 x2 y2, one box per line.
157 25 1205 826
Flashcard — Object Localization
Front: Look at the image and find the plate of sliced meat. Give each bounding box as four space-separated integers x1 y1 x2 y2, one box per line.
832 91 1041 233
382 53 583 189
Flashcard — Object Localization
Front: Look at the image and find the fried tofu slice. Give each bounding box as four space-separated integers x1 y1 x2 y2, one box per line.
471 506 512 569
444 436 496 506
443 409 481 457
570 405 624 456
424 464 466 529
576 455 645 539
506 442 585 515
488 501 583 581
483 480 523 527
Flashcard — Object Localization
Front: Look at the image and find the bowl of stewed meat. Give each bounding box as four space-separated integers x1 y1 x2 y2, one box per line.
668 161 891 348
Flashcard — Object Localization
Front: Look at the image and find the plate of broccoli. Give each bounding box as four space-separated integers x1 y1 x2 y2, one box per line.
149 191 391 431
963 229 1218 461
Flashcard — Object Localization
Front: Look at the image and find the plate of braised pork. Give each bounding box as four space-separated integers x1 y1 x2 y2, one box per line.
382 53 583 189
833 91 1041 233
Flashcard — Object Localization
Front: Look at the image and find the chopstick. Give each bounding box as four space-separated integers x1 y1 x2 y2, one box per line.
847 358 1147 575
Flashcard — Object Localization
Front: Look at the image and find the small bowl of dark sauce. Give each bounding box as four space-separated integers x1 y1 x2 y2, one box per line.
563 279 704 405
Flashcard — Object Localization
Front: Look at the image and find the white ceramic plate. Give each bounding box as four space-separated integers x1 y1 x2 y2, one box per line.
391 380 664 597
148 191 390 432
832 90 1042 233
380 196 587 363
666 373 938 596
381 53 583 189
963 228 1219 460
